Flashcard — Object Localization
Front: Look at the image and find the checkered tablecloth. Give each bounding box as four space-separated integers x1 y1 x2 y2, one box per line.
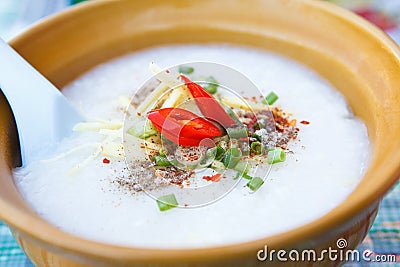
0 0 399 266
0 225 27 267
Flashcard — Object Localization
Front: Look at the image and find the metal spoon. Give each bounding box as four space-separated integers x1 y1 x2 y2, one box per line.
0 38 82 166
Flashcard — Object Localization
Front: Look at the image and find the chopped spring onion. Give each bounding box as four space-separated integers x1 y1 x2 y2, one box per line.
223 147 242 168
205 147 217 160
178 66 194 74
206 146 225 161
211 160 226 173
227 126 248 139
200 147 218 167
241 142 250 157
233 160 250 175
204 76 219 94
156 194 178 211
127 118 157 139
214 146 225 161
247 177 264 191
152 155 172 167
251 141 264 155
252 133 262 142
262 92 279 105
267 147 286 164
242 173 253 180
159 147 167 157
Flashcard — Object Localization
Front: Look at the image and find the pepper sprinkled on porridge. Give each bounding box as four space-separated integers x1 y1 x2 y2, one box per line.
94 64 307 207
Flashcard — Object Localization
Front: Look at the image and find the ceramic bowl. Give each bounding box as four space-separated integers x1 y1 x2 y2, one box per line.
1 0 400 266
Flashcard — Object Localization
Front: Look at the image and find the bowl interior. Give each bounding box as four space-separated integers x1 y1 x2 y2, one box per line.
1 0 400 261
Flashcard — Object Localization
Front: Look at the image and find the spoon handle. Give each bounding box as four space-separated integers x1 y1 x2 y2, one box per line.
0 38 82 166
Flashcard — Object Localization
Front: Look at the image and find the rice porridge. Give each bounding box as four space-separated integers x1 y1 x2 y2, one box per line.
14 44 370 248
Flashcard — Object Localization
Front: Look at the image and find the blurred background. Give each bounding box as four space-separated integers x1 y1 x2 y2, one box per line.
1 0 400 42
0 0 84 40
0 0 398 266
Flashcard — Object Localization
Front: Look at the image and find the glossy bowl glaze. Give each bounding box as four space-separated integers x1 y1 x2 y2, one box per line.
1 0 400 266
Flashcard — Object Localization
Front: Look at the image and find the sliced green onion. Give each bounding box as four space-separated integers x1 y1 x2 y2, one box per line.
156 194 178 211
267 147 286 164
215 146 225 161
204 76 219 94
252 133 262 142
242 173 253 180
205 147 217 159
247 177 264 191
127 118 158 139
262 92 279 105
159 147 167 157
234 172 242 180
252 121 261 130
205 86 217 94
199 147 218 167
230 141 239 149
241 143 250 157
227 126 248 139
233 160 250 175
251 141 264 155
152 155 172 167
178 66 194 74
223 147 242 168
211 161 226 172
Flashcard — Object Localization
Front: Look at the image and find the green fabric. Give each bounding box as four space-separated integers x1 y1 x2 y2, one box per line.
70 0 87 4
0 222 30 266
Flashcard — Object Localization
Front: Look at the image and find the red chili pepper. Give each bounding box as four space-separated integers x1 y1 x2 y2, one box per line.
203 173 222 182
147 107 221 146
180 75 237 128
